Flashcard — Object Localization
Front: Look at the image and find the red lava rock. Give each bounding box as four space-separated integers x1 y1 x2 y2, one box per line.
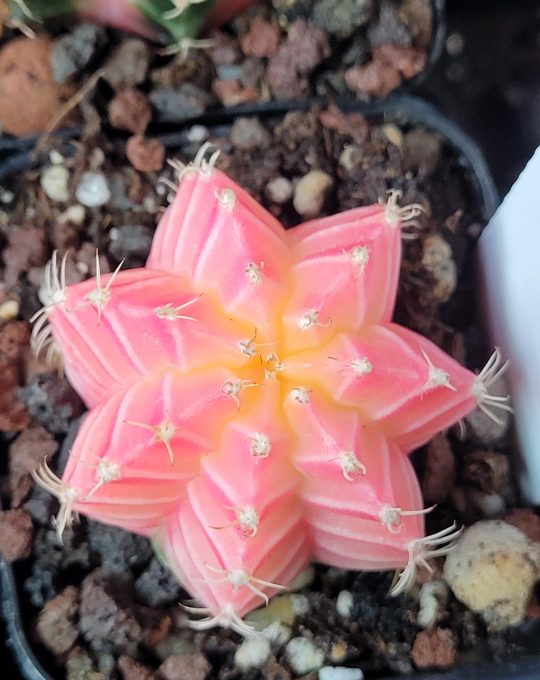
345 60 402 97
0 509 33 561
3 226 48 286
9 424 58 508
463 450 510 494
230 116 272 151
268 20 330 99
411 628 457 670
0 320 30 432
504 508 540 544
142 613 172 648
421 434 456 503
0 321 29 361
0 359 28 431
108 88 152 135
118 655 156 680
209 31 241 66
319 105 368 144
158 653 211 680
126 136 165 173
374 44 427 79
0 37 73 137
35 586 79 656
241 17 281 58
212 79 258 107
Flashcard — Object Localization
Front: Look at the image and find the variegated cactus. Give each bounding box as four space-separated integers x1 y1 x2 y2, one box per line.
32 145 510 635
11 0 255 52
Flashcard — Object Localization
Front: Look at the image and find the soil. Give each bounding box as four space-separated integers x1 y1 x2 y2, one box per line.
0 2 539 680
0 0 436 139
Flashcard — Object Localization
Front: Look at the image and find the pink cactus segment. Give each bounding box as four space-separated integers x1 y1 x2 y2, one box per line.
148 168 291 336
384 325 478 451
47 268 250 407
158 383 310 619
32 151 499 627
284 323 477 452
162 484 310 619
285 391 425 540
306 445 424 571
199 382 297 517
282 205 401 351
79 0 159 39
62 369 240 534
206 0 258 28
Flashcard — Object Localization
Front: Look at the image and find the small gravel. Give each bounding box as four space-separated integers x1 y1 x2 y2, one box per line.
75 172 112 207
41 165 70 202
0 509 33 561
336 590 354 619
51 23 105 84
158 653 211 680
35 586 79 655
234 635 271 670
319 667 364 680
103 39 151 89
285 637 325 674
230 116 272 150
293 169 333 217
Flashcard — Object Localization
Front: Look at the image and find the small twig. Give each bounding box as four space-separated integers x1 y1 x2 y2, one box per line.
34 68 105 157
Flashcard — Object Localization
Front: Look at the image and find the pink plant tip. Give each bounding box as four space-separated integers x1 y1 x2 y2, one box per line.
32 143 511 634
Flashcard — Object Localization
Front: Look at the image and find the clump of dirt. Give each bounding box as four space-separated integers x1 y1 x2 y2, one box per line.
0 37 73 137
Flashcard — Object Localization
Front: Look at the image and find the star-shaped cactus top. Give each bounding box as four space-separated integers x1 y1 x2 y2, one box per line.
32 146 510 636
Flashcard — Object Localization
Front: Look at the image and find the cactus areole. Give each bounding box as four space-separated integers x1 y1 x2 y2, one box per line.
32 146 510 636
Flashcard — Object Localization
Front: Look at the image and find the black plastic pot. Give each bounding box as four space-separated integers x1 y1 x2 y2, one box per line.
4 94 539 680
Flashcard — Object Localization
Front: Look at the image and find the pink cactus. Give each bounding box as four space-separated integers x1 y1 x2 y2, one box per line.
32 145 510 635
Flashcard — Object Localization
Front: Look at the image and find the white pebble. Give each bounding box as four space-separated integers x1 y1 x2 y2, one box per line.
336 590 354 619
285 637 324 675
417 580 448 629
291 594 310 616
422 234 457 303
266 176 293 204
41 165 70 203
75 171 111 207
49 149 65 165
234 635 270 670
444 520 540 629
186 124 209 143
293 170 333 218
0 299 19 321
319 666 364 680
262 621 291 648
468 489 506 517
58 204 86 226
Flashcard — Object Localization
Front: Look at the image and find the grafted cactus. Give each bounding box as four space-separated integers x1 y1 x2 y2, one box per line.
32 146 510 635
10 0 255 47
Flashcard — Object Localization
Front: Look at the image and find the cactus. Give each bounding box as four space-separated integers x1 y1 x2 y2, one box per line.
32 146 511 635
9 0 254 45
